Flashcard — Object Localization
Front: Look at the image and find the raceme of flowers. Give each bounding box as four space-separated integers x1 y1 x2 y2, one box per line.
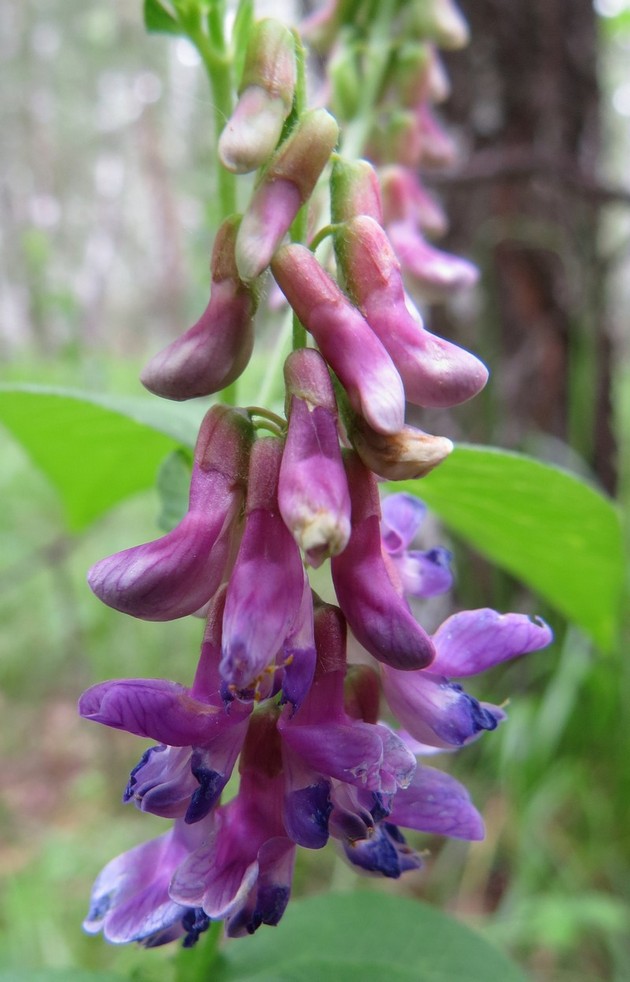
80 0 553 949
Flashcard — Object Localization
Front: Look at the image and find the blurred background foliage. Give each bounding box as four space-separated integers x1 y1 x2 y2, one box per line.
1 1 629 980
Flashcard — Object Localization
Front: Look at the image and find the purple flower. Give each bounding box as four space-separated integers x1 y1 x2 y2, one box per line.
140 217 256 401
387 763 484 840
87 406 253 620
83 817 212 947
169 709 296 938
380 165 448 238
280 574 317 713
342 820 423 878
331 453 436 671
335 215 487 408
279 601 416 796
271 244 406 435
220 437 307 696
80 591 251 822
381 492 453 599
386 221 479 303
381 608 553 748
279 349 351 567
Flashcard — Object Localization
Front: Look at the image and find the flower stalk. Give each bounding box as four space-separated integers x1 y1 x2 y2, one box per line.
79 0 553 952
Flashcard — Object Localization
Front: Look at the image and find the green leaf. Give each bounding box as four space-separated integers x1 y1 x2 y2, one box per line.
0 385 200 531
230 0 255 81
389 445 624 651
143 0 182 36
156 448 193 531
0 973 127 982
213 892 527 982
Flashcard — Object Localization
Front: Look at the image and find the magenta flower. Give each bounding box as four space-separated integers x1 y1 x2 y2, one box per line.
331 453 436 671
87 406 253 620
272 243 406 434
381 492 453 599
330 155 383 224
386 220 480 302
381 608 553 748
140 217 256 401
335 215 487 408
279 349 351 567
235 108 339 281
219 18 296 174
220 437 307 696
380 164 447 238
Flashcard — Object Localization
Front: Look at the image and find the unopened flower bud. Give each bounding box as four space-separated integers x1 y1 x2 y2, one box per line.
221 437 306 693
371 110 424 169
335 216 487 407
415 103 457 168
348 414 453 480
387 221 480 301
279 349 350 567
219 19 297 174
140 217 257 401
408 0 470 50
328 46 361 120
388 43 432 110
272 243 405 434
88 407 253 620
236 109 339 281
331 452 436 671
330 156 383 224
380 165 447 238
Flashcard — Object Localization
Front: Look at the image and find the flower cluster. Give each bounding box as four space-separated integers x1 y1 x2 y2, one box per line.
80 0 553 950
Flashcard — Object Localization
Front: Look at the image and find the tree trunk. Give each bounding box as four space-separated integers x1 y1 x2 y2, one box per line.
430 0 616 492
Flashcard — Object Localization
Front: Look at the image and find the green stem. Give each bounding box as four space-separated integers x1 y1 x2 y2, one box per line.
309 224 342 253
341 0 398 160
185 6 238 404
220 380 237 407
188 22 237 219
288 31 310 351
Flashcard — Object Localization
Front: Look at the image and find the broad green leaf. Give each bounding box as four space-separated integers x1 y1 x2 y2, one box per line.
213 892 527 982
389 446 624 651
157 447 193 531
143 0 182 35
0 973 126 982
0 385 200 531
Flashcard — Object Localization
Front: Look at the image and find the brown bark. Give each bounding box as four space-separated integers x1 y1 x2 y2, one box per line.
430 0 617 492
